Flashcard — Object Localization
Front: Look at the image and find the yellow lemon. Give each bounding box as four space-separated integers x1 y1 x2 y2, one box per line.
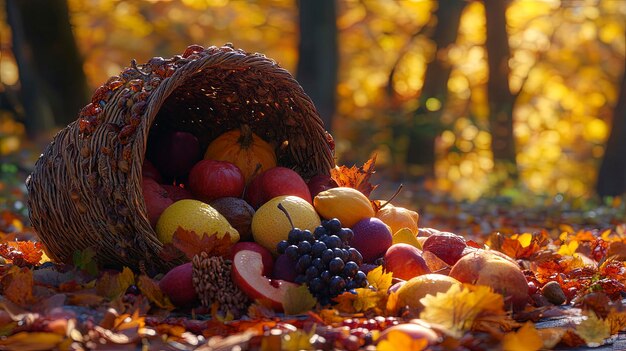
252 195 320 255
156 199 240 244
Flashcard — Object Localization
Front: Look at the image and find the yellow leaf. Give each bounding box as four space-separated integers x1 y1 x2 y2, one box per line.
136 275 175 310
366 265 393 292
419 284 504 338
377 330 428 351
537 327 567 349
281 326 316 351
96 267 135 299
393 228 422 249
558 240 579 256
516 233 533 248
315 308 345 326
353 288 382 312
0 331 64 351
575 312 611 347
282 285 317 315
501 322 543 351
334 288 381 313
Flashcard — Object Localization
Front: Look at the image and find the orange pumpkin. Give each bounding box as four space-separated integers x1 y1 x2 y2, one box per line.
204 125 277 184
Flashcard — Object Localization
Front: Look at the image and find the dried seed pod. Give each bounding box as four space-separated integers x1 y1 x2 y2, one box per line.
192 252 250 318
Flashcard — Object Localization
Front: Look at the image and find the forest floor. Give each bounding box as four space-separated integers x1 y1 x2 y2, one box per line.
1 140 625 350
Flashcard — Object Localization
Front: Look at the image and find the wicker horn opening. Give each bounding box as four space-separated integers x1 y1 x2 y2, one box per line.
27 45 335 273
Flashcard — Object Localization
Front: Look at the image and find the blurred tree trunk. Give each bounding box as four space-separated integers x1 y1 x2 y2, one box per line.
6 0 89 135
485 0 518 179
596 55 626 197
6 0 54 136
296 0 338 132
405 0 467 178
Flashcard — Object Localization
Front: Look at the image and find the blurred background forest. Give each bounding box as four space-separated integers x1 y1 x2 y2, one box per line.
0 0 625 209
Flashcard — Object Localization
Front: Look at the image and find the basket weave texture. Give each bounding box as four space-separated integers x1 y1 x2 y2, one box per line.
26 44 335 273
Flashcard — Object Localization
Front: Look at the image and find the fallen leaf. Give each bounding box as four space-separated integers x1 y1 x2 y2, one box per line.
281 327 316 351
386 290 399 315
536 327 567 349
282 285 317 315
330 154 378 197
607 309 626 334
377 330 428 351
96 267 135 299
0 331 64 351
575 311 611 347
2 266 34 306
136 275 175 310
72 247 98 276
366 265 393 292
334 288 382 313
0 241 43 267
501 322 542 351
499 233 544 260
557 240 579 257
419 284 505 338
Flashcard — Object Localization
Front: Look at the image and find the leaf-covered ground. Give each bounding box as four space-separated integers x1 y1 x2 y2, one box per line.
1 155 626 350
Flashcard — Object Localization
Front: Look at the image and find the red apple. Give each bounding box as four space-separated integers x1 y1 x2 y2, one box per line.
272 254 298 282
162 184 193 202
349 217 393 263
147 130 201 181
422 231 467 266
231 242 299 311
307 174 338 198
188 160 245 202
384 243 431 280
159 262 198 307
245 167 312 208
449 249 529 311
142 159 163 183
229 242 273 275
142 177 173 228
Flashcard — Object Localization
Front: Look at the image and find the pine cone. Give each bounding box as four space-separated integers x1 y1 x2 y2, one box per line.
192 252 250 318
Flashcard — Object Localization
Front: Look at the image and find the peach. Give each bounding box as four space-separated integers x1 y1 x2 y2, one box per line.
422 231 467 266
449 249 529 311
384 243 430 280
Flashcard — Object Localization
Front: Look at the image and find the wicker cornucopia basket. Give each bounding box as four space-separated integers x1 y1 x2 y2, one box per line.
26 44 335 273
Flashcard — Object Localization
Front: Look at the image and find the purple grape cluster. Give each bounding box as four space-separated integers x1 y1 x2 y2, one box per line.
277 218 368 305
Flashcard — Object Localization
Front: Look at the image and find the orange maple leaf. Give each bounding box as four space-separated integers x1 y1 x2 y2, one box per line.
499 233 544 260
330 155 378 197
0 241 43 266
160 227 233 261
